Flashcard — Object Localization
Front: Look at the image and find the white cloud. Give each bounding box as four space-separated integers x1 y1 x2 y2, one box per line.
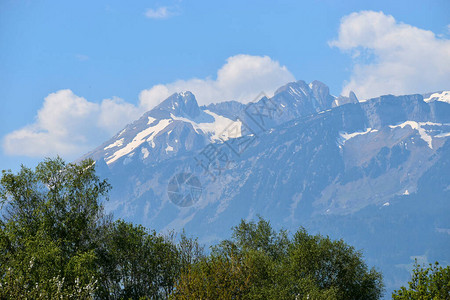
144 6 177 19
139 54 295 110
98 97 141 133
330 11 450 99
3 90 140 158
3 54 295 158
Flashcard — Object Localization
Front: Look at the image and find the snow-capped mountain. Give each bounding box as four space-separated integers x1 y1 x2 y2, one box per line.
80 82 450 295
82 81 343 166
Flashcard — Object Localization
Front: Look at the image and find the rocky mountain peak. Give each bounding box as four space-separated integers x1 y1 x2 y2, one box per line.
309 80 335 109
153 91 201 119
333 91 359 107
349 91 358 103
274 80 311 97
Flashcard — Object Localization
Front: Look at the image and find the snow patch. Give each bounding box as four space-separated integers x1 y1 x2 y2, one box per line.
147 116 157 125
423 91 450 104
106 119 172 164
165 144 174 153
339 128 376 144
141 147 149 159
318 109 332 115
170 110 242 141
389 121 433 149
104 138 124 150
436 132 450 138
289 86 303 97
118 128 127 137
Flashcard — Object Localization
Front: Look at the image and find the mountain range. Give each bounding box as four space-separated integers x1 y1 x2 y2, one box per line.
80 81 450 295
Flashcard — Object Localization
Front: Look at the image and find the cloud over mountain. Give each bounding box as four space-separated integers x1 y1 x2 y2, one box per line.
3 55 294 158
330 11 450 99
138 54 295 111
3 90 141 157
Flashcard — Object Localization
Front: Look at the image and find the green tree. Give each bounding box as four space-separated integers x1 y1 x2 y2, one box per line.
172 217 384 300
392 261 450 299
95 219 180 299
287 228 383 299
173 218 287 299
177 230 204 272
231 217 289 260
0 157 195 299
0 157 109 298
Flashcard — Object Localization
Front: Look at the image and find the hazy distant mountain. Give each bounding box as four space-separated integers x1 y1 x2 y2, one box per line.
80 81 450 295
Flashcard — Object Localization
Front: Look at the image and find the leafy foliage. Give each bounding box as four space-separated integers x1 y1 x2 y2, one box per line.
0 157 108 298
392 261 450 299
173 217 384 299
1 158 387 299
0 158 204 299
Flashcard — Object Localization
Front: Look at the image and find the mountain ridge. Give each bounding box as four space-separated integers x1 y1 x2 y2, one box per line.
79 80 450 295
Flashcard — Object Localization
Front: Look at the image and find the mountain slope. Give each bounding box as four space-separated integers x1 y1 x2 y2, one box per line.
80 82 450 295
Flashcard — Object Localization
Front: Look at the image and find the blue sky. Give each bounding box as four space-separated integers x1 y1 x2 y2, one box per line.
1 0 449 171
